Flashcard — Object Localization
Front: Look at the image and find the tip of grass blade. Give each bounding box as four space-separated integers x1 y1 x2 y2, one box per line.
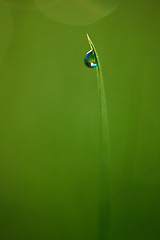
86 33 93 51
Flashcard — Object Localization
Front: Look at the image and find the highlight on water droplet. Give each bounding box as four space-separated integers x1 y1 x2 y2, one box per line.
84 50 98 68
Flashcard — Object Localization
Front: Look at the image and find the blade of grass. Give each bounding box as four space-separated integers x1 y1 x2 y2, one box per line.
86 34 110 240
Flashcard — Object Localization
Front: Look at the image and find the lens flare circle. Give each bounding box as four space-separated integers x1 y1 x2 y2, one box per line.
34 0 120 26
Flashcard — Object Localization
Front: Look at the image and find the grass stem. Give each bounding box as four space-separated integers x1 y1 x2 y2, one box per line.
86 34 110 240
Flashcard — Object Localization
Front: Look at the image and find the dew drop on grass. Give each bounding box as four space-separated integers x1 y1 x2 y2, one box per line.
84 50 97 68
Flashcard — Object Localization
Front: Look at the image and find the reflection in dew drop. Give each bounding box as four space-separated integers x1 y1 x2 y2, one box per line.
84 50 97 68
34 0 121 26
0 3 13 63
0 0 35 9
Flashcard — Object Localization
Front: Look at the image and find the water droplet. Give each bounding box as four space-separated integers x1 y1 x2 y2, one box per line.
84 50 97 68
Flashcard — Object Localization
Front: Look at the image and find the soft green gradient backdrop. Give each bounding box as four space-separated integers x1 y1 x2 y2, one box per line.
0 0 160 239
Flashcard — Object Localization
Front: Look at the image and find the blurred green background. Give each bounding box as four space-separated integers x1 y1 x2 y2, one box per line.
0 0 160 239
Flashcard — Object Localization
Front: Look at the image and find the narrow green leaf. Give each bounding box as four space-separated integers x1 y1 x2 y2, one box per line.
86 34 110 240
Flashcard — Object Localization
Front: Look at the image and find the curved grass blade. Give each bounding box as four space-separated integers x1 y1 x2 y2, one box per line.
86 34 110 240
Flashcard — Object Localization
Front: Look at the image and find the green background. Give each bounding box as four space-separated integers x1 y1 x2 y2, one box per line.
0 0 160 239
